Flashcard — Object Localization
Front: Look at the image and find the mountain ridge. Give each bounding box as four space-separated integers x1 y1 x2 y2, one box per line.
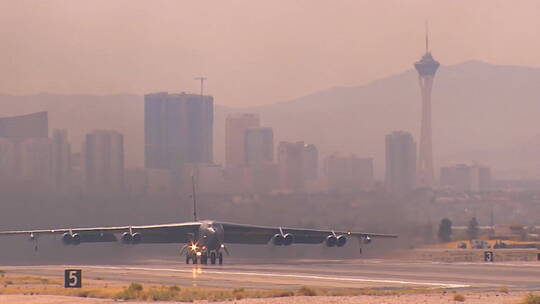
1 60 539 179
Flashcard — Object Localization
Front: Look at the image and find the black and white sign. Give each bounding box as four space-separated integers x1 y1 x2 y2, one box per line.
484 251 494 262
64 269 82 288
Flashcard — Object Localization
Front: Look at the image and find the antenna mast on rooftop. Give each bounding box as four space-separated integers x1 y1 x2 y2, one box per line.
425 20 429 53
194 76 207 97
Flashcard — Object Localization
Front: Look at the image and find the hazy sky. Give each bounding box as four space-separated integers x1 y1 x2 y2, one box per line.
1 1 539 107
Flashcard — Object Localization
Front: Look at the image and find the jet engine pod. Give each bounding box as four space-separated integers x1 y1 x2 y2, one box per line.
62 232 72 245
131 232 142 244
121 232 133 244
71 233 81 245
272 233 284 246
336 235 347 247
363 236 372 245
325 235 337 247
283 233 294 246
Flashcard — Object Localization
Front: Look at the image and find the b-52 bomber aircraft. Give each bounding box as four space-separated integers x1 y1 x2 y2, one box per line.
0 184 397 265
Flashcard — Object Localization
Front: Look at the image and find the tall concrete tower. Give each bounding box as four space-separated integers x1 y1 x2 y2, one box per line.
414 29 439 188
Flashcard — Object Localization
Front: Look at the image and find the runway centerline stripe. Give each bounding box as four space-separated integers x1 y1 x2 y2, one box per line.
75 265 469 289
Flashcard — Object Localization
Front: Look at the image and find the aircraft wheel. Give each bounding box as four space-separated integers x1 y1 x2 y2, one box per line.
185 255 190 264
193 255 198 264
201 253 208 264
210 252 216 265
218 252 223 265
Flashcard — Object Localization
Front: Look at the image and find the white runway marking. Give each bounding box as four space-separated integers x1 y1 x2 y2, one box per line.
77 265 469 289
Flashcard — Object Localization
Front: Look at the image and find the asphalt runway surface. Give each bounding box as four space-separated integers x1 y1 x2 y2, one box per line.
2 258 540 291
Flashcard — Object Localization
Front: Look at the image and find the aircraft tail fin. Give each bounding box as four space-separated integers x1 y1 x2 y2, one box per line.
191 174 198 221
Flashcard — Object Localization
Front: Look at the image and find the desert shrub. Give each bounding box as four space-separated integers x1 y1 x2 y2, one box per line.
147 287 179 301
297 286 317 296
233 287 246 300
453 293 465 302
521 294 540 304
499 286 509 293
115 282 145 300
273 290 294 297
128 283 143 292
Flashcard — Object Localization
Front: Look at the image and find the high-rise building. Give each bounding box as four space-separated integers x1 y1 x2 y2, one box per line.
302 143 318 181
19 138 54 189
0 112 48 138
225 114 260 168
245 127 273 167
414 30 439 188
52 129 71 192
0 138 15 181
440 164 492 192
385 131 417 195
145 92 214 170
278 141 305 192
83 130 124 194
0 112 51 190
245 127 277 193
325 153 373 192
277 141 318 192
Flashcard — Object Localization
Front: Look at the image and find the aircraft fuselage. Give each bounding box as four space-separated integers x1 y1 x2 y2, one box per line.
192 220 224 253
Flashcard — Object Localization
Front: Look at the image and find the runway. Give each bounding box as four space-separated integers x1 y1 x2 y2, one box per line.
2 258 540 290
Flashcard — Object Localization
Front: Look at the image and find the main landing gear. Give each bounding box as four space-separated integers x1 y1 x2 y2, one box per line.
186 251 223 265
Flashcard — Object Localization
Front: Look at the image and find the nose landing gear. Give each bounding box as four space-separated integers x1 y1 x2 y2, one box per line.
186 251 223 265
185 253 199 264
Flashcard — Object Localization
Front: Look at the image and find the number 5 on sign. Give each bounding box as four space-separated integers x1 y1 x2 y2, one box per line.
64 269 82 288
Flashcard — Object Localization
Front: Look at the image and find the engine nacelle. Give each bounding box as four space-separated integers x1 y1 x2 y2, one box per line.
336 235 347 247
272 234 284 246
132 232 142 244
62 232 72 245
62 232 81 245
325 235 337 247
363 236 372 245
121 232 133 244
71 233 81 245
283 233 294 246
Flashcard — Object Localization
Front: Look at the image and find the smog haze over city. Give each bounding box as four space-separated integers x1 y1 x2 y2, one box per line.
2 3 540 301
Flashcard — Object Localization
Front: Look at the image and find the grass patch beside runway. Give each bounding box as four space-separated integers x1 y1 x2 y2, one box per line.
0 272 441 302
520 293 540 304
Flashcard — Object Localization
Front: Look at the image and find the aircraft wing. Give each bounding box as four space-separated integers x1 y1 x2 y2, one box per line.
219 222 397 245
0 222 201 244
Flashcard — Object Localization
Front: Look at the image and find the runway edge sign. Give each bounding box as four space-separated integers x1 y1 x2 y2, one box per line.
64 269 82 288
484 251 494 262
